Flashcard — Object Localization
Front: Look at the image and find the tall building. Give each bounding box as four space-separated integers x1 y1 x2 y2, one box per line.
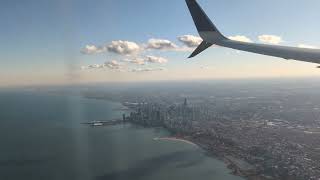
184 98 188 107
122 114 126 122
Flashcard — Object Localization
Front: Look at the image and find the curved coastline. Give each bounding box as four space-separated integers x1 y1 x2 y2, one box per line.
154 136 263 180
153 137 199 147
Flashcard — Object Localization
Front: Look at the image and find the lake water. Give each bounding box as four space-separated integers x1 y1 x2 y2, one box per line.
0 90 244 180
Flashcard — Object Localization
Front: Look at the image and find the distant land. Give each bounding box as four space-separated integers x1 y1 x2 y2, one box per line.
80 79 320 180
23 78 320 180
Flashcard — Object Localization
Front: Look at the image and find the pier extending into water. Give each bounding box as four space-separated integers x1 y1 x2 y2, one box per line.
81 119 127 126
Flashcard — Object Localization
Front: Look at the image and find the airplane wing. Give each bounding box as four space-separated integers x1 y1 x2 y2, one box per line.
186 0 320 65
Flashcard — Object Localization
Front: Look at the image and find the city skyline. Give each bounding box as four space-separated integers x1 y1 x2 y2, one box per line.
2 0 320 87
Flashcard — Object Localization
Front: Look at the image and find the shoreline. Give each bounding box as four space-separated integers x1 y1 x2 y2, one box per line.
153 137 199 147
153 133 268 180
176 135 268 180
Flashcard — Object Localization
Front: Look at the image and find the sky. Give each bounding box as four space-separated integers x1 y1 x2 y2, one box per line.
2 0 320 87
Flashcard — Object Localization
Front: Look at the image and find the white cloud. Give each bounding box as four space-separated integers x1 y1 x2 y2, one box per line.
107 40 141 55
146 39 178 50
228 35 252 43
130 67 166 72
178 35 202 47
125 57 146 65
298 44 318 49
145 56 168 64
125 55 168 65
82 60 123 70
82 61 166 73
258 35 282 44
104 60 122 69
81 64 105 69
81 36 194 56
81 45 106 54
200 66 214 70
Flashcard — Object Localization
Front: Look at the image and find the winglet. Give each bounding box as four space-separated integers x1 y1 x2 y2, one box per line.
188 41 213 58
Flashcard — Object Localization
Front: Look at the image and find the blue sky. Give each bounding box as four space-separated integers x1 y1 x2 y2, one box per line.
1 0 320 86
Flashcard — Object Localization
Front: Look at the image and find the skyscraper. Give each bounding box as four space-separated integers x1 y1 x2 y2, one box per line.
184 98 188 107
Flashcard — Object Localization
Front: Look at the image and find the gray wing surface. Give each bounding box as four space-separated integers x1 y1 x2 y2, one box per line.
218 39 320 64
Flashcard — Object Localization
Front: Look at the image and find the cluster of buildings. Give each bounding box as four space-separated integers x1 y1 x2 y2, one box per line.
125 98 320 180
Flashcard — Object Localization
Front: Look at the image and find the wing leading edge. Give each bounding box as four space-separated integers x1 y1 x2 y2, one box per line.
186 0 320 64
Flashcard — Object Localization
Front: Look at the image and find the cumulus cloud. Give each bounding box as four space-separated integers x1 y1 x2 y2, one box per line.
178 35 202 47
145 55 168 64
81 64 104 69
104 60 122 69
81 41 141 56
81 60 123 70
258 35 282 44
125 55 168 65
298 44 318 49
130 67 166 72
228 35 252 43
107 40 141 55
146 38 178 50
125 57 146 65
81 36 194 56
81 45 107 54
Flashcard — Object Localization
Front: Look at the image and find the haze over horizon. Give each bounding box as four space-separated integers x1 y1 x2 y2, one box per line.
2 0 320 87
